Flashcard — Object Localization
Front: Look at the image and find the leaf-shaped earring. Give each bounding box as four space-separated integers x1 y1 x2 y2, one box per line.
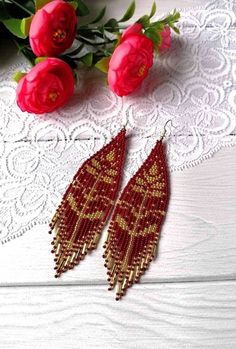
103 123 170 300
49 128 127 278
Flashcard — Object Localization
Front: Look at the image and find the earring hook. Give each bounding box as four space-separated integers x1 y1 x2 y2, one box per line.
160 119 173 141
123 119 129 129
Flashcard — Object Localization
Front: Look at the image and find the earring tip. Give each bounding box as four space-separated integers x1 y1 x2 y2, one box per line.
122 120 128 129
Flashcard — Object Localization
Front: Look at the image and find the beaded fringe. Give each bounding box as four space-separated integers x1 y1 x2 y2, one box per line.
49 129 127 277
103 141 169 300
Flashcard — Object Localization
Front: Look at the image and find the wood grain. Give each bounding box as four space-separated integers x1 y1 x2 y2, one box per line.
0 281 235 349
1 146 235 285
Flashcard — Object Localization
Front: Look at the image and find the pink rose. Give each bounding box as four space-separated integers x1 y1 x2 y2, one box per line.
122 22 143 41
16 58 75 114
108 23 154 97
29 0 77 57
158 26 171 52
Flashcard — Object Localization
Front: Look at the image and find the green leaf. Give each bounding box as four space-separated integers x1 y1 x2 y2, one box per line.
103 49 112 57
172 26 180 34
2 18 26 38
144 28 161 46
119 1 135 22
95 56 110 73
90 6 106 24
172 9 181 21
68 43 84 56
59 55 77 69
12 71 26 83
35 56 47 64
69 1 78 10
104 18 118 32
76 0 89 16
35 0 52 11
149 2 156 19
151 22 164 32
81 52 93 66
137 15 150 28
19 45 36 66
20 16 33 37
159 9 180 26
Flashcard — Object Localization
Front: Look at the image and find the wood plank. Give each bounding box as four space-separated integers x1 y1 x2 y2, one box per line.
0 280 235 348
0 146 235 285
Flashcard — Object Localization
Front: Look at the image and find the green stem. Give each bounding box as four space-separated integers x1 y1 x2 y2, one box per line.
8 0 34 15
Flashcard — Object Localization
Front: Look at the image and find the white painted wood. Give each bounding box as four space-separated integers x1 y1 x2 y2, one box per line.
0 281 235 349
1 146 235 285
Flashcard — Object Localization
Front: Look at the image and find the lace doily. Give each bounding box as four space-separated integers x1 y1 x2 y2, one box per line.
0 0 235 244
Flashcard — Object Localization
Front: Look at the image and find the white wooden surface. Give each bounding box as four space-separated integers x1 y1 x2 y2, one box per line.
1 0 236 348
1 281 236 349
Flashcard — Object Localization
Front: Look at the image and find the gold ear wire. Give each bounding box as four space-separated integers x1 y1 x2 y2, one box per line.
122 119 129 129
160 119 173 141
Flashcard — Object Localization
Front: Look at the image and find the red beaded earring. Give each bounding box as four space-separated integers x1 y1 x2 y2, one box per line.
49 128 127 277
103 123 170 300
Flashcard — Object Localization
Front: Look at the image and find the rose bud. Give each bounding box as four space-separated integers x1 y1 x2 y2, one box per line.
16 57 75 114
108 23 154 97
158 26 171 52
29 0 77 57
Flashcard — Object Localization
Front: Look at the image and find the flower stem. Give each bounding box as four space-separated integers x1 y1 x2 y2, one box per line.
8 0 34 15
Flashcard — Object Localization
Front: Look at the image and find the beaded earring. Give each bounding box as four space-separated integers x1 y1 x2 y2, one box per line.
103 122 170 300
49 128 127 278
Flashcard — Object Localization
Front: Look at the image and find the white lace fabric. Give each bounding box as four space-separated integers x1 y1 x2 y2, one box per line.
0 0 235 244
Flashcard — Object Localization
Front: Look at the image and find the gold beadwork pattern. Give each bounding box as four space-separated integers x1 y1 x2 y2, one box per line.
49 129 127 278
103 141 169 300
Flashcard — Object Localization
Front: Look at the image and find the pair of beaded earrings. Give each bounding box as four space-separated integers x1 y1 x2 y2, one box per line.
49 122 170 300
